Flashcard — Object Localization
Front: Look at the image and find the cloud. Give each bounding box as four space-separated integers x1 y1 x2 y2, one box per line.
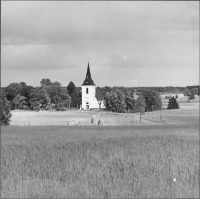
2 45 77 70
1 1 199 87
2 1 198 46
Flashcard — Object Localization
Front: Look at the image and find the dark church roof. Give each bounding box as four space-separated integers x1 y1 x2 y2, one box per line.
95 87 104 101
82 63 96 86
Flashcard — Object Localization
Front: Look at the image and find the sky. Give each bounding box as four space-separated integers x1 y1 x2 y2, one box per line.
1 1 199 87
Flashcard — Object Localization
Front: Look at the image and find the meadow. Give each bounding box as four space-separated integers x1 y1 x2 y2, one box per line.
1 102 199 198
10 101 199 127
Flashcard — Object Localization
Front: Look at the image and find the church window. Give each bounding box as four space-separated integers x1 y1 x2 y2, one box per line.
86 88 88 94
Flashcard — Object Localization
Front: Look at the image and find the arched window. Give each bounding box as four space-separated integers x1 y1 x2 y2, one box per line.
86 88 88 94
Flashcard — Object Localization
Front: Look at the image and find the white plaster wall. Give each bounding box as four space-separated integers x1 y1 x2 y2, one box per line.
81 86 105 109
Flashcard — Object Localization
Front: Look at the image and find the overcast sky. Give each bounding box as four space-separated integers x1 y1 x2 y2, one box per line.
1 1 199 87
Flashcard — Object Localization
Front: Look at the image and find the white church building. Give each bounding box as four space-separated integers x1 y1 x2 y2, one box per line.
80 63 105 110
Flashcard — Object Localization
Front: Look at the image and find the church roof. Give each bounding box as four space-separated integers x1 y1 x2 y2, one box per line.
95 87 104 101
82 63 96 86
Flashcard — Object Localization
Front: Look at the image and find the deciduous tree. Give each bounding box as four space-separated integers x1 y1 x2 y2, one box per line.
183 88 191 96
0 89 12 125
30 88 51 110
135 95 146 113
139 89 162 112
4 83 22 103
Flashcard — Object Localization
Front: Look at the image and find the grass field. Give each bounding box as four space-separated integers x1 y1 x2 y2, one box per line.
10 101 199 126
1 102 199 198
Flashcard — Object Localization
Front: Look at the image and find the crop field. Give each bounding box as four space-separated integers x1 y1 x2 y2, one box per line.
1 102 199 198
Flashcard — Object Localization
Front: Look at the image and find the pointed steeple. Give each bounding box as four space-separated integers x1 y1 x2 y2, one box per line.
86 62 91 76
82 62 95 86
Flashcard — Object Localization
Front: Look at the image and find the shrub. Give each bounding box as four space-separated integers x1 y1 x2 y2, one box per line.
167 96 179 109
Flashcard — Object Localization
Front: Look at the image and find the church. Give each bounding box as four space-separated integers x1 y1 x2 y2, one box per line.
80 63 105 110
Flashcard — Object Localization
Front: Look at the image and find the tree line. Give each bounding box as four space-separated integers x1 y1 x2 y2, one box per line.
102 88 162 113
100 86 186 95
1 80 198 125
1 79 81 112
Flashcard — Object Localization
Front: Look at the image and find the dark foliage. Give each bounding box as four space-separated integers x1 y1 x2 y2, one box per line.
67 81 76 95
167 97 179 109
139 89 162 112
188 89 195 100
0 89 12 125
71 90 82 108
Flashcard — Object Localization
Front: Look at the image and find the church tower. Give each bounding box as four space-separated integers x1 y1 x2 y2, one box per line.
81 62 104 110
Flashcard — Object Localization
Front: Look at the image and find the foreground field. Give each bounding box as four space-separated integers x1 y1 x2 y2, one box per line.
2 102 199 198
1 124 199 198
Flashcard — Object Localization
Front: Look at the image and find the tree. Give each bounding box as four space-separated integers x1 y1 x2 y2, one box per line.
18 96 28 110
124 90 135 112
44 84 71 109
125 96 135 113
59 87 71 109
71 90 82 108
100 86 112 96
20 82 27 88
188 89 195 100
40 78 52 87
135 95 146 113
183 88 191 96
46 85 60 103
53 81 61 87
21 85 34 107
104 91 118 112
0 89 12 125
167 96 179 109
104 90 126 113
4 83 23 103
30 88 51 110
139 89 162 112
191 88 198 96
115 89 126 112
12 94 21 109
67 81 76 95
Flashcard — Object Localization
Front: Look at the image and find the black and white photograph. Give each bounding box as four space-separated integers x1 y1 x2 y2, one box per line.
1 1 199 198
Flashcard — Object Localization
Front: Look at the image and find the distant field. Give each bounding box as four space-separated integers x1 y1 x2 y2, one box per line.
10 102 199 126
2 102 199 198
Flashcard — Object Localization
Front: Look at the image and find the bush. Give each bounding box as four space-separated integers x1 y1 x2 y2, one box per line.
167 97 179 109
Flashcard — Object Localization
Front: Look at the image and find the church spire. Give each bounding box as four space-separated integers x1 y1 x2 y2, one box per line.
82 62 95 86
86 62 91 77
